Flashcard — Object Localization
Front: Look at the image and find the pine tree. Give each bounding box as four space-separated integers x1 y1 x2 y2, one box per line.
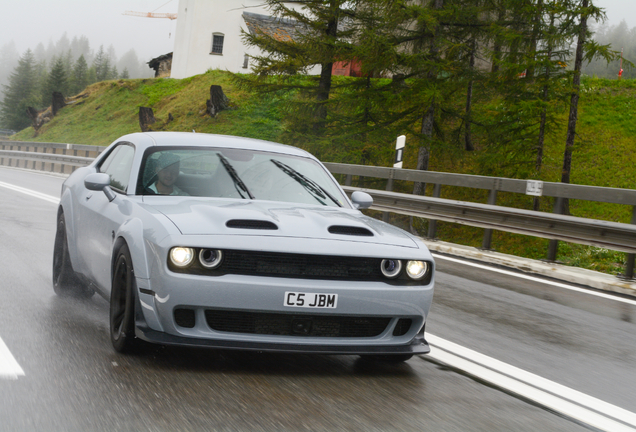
44 57 69 101
71 55 89 95
93 45 111 82
0 49 41 130
240 0 358 131
109 65 118 80
35 59 49 107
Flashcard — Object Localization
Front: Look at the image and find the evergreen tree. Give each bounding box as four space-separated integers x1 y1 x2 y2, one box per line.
44 57 69 101
70 35 91 63
93 45 111 81
240 0 358 131
35 59 49 107
120 68 130 79
87 66 98 85
71 55 89 95
0 49 41 130
109 65 119 80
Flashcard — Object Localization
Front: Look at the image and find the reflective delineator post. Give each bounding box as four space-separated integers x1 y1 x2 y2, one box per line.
383 135 406 222
394 135 405 168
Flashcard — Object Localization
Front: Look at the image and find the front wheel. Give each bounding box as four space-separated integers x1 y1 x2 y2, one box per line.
52 210 93 298
110 244 139 353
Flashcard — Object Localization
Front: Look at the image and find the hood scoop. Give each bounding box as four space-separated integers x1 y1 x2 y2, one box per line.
328 225 374 237
226 219 279 230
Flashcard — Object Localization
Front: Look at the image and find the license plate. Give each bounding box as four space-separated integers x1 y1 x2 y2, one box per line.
284 292 338 308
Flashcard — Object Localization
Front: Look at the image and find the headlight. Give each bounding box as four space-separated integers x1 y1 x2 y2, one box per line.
199 249 223 269
169 247 195 267
406 260 428 280
380 259 402 279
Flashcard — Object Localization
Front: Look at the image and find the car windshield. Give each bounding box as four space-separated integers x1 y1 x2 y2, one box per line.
137 147 349 208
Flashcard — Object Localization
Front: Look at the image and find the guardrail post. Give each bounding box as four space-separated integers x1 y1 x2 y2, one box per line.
547 197 564 262
60 147 66 174
345 174 352 187
622 205 636 279
382 169 395 222
482 186 499 250
427 184 442 239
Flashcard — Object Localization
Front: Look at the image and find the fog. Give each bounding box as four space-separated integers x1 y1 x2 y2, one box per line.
594 0 636 29
1 0 178 63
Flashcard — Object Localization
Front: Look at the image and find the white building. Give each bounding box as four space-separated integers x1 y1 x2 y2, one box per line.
171 0 305 78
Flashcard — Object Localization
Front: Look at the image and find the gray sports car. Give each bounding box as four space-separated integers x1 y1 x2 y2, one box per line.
53 132 434 362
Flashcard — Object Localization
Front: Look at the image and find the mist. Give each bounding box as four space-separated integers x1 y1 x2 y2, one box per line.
0 0 177 65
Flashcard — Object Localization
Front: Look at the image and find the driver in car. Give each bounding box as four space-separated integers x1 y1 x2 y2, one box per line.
149 152 189 196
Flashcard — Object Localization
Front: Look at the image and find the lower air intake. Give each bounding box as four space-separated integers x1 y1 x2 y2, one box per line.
205 310 390 338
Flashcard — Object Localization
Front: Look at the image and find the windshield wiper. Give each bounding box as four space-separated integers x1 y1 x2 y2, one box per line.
270 159 342 207
217 153 254 199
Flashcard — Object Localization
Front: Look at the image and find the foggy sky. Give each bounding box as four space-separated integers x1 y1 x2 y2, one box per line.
0 0 634 63
1 0 178 62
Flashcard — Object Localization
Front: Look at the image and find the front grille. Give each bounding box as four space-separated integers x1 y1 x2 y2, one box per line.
220 250 382 280
205 310 391 337
168 249 432 285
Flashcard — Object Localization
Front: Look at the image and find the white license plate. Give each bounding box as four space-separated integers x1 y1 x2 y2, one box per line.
284 292 338 308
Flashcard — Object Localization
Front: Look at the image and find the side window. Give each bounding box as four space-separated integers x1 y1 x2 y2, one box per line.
98 144 135 193
211 33 224 55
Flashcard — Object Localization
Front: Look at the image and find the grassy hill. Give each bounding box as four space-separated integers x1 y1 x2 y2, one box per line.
10 70 636 276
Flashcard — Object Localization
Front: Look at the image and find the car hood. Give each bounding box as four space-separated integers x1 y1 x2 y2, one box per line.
143 197 419 248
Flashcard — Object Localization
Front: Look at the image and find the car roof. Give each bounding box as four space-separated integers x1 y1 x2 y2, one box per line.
118 132 314 159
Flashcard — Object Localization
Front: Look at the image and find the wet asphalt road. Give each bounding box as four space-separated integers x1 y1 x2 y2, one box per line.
1 167 635 431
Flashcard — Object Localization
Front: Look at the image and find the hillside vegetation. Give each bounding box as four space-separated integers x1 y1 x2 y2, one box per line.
10 70 636 276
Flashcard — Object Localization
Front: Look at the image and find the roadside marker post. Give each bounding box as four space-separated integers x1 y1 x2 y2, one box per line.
383 135 406 222
394 135 405 168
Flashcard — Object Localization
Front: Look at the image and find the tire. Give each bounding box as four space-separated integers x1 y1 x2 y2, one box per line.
360 354 414 364
52 210 93 298
110 244 139 353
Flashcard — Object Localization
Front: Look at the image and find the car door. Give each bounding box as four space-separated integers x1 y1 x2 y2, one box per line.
76 143 136 294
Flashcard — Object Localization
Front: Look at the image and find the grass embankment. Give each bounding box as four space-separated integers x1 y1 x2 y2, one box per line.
13 71 286 146
11 72 636 275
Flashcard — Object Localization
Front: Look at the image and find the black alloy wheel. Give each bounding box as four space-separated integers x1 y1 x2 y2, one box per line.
110 244 139 353
52 209 93 298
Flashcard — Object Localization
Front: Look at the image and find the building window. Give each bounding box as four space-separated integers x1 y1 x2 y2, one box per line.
243 54 249 69
211 33 224 55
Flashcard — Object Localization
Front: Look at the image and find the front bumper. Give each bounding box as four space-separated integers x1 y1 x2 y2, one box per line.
135 318 430 355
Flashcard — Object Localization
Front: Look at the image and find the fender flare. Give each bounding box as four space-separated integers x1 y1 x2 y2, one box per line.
111 218 151 281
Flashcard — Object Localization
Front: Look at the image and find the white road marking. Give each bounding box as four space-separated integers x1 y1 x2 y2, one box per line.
434 253 636 306
426 334 636 431
0 337 25 379
0 180 59 204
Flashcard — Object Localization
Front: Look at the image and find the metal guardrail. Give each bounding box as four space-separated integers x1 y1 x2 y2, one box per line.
1 141 634 278
0 141 103 175
343 186 636 254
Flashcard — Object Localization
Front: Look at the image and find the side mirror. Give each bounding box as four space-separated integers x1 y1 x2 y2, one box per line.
84 173 116 202
351 191 373 210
